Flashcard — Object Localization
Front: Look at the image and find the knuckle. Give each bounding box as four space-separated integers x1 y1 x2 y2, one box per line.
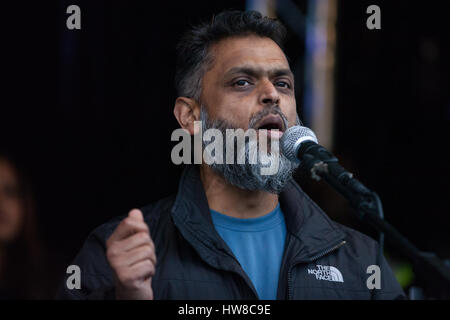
148 261 156 274
141 223 150 233
141 260 155 276
138 245 152 258
145 245 154 257
139 232 150 242
122 218 133 228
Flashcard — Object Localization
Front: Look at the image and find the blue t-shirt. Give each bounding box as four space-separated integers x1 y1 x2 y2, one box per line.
210 203 286 300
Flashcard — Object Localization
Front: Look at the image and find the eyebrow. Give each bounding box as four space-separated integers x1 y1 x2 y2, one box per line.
225 66 294 80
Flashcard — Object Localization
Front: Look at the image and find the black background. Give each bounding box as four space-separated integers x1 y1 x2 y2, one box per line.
2 0 449 290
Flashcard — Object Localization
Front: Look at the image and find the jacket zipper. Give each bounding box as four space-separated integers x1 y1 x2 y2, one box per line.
183 222 260 299
287 240 347 299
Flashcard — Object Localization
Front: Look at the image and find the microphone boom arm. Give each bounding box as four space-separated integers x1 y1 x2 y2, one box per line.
298 141 450 299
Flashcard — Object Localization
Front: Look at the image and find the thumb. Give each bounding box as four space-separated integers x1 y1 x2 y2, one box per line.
128 208 144 221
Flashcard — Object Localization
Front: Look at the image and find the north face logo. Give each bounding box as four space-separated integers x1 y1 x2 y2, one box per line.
307 265 344 282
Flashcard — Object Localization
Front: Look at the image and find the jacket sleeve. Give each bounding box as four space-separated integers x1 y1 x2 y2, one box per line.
55 223 118 300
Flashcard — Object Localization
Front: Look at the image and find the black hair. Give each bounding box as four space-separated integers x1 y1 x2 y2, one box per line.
175 10 287 101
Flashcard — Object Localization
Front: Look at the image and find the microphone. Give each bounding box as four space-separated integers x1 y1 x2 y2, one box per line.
281 125 372 204
281 125 450 298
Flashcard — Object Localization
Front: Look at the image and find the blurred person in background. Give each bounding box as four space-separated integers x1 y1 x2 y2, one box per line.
0 151 53 299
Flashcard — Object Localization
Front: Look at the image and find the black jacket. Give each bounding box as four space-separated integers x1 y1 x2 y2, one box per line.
57 165 406 300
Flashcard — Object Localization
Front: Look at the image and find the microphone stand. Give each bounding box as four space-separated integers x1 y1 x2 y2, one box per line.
299 143 450 299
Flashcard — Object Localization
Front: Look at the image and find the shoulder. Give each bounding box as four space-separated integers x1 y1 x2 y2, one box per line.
331 221 381 263
71 196 174 266
339 223 379 253
140 194 177 235
86 194 177 245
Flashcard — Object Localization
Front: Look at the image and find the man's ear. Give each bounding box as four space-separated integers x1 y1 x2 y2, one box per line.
173 97 201 135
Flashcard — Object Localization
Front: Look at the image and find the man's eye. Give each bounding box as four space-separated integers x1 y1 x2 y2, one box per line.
234 80 251 87
275 81 291 89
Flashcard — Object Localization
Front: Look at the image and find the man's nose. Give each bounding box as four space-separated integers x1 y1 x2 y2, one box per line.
258 80 280 106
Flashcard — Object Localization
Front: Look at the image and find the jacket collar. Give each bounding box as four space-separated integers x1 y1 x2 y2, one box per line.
279 178 346 260
170 165 346 263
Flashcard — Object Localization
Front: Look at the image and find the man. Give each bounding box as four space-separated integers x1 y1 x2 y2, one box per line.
57 10 405 300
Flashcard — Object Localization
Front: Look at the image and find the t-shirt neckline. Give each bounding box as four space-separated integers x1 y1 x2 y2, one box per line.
210 203 284 232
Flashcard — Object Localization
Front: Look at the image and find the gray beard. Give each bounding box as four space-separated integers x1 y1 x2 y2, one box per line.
200 107 299 194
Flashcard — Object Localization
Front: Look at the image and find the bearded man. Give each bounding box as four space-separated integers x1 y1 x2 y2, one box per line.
57 10 405 300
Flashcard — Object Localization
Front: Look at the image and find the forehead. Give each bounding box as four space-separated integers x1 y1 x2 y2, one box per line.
208 35 290 75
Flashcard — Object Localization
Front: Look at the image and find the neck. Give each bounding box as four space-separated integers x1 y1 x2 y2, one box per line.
199 165 279 219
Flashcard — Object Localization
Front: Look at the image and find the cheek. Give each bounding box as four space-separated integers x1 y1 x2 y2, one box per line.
211 96 253 127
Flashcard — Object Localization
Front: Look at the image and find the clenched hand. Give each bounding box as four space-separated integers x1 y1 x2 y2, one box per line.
106 209 156 300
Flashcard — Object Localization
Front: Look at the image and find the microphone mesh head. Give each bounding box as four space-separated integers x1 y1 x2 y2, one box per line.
281 126 318 162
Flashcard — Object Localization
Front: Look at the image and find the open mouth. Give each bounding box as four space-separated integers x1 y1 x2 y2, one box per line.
255 114 285 132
